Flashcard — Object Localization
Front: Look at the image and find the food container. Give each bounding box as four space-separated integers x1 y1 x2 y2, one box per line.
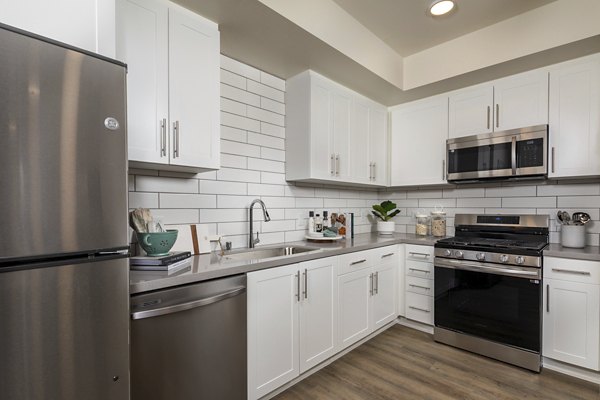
560 225 586 248
415 212 429 236
431 208 447 237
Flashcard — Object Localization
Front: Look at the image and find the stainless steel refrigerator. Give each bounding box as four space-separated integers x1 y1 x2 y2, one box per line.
0 24 130 400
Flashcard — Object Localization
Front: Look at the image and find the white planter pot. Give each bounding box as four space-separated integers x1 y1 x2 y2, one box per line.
377 221 395 235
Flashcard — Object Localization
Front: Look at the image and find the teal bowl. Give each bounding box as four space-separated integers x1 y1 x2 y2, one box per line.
137 230 178 256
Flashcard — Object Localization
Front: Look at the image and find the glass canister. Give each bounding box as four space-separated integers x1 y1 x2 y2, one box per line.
431 208 447 237
415 212 429 236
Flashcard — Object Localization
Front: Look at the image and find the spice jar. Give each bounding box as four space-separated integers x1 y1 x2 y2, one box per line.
431 208 447 237
415 212 429 236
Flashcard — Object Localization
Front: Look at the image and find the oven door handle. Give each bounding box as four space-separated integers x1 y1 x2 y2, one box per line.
435 258 541 279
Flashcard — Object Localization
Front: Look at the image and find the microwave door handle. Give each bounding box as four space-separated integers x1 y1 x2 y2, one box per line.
511 136 517 175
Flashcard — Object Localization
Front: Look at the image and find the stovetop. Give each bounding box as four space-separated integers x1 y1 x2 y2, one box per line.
436 237 547 252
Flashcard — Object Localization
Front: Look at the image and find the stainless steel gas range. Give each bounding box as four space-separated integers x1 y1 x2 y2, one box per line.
434 214 550 372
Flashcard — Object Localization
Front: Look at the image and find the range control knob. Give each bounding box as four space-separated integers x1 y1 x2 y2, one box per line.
454 250 464 259
476 252 486 261
515 256 525 265
444 249 452 257
500 254 509 263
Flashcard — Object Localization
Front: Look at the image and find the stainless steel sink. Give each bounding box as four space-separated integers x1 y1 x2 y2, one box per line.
222 245 321 262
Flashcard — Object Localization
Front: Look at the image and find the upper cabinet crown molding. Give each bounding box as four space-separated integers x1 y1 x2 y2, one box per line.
0 0 115 57
117 0 220 173
286 70 388 187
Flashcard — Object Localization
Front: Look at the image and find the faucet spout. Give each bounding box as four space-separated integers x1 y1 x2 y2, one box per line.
249 199 270 248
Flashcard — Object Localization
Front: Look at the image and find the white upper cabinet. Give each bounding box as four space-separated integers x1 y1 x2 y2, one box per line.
117 0 220 172
390 95 449 186
0 0 115 57
369 106 389 186
286 70 388 187
448 69 548 139
548 54 600 178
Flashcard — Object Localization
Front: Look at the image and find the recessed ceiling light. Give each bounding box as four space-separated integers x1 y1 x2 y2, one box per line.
429 0 455 16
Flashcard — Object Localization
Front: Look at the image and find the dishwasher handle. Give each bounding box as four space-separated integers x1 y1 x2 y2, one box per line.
131 286 246 320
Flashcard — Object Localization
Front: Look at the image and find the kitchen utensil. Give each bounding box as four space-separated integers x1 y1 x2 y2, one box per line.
557 211 571 225
130 208 153 233
572 212 591 225
137 229 178 256
556 211 565 225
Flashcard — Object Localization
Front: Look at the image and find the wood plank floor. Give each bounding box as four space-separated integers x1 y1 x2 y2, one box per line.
274 325 600 400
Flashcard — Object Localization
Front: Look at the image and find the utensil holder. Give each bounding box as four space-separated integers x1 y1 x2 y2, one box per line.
560 225 586 248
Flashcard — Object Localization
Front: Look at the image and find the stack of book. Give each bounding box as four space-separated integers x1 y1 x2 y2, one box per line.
130 251 192 274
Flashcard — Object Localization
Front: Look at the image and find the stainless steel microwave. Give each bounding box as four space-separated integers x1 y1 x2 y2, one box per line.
446 125 548 182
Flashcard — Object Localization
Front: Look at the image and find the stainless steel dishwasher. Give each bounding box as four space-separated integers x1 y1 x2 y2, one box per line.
130 274 247 400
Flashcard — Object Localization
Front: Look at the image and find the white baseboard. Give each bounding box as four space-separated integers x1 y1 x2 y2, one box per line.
542 357 600 384
396 317 434 334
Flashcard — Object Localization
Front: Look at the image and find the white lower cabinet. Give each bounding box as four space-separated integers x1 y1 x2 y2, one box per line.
337 246 399 350
248 257 338 400
543 256 600 371
404 244 434 325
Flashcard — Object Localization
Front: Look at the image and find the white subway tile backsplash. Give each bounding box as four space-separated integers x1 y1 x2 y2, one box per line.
261 122 285 138
285 186 315 197
221 83 260 107
248 183 285 197
261 97 285 115
247 158 285 173
218 221 249 236
217 168 261 183
457 197 501 208
200 180 247 195
248 132 285 150
537 183 600 196
247 80 285 102
418 198 457 208
159 193 216 209
443 188 486 198
221 111 260 132
221 97 247 116
151 209 199 224
260 71 285 91
129 192 158 209
260 147 285 162
324 198 348 208
220 126 247 143
261 196 295 208
285 230 306 243
296 197 324 208
261 219 295 233
557 196 600 208
502 197 556 208
220 69 246 89
220 55 261 81
247 105 285 126
261 172 287 185
407 190 442 199
221 140 261 158
200 208 248 223
217 195 256 209
136 176 198 194
220 153 248 169
485 185 536 197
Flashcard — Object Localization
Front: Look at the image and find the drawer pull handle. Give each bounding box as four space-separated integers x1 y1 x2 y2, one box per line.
409 306 430 313
381 253 395 258
409 268 430 274
350 259 367 265
551 268 591 276
409 252 430 258
409 284 430 290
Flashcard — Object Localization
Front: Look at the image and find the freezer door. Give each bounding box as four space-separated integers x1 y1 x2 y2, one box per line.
0 27 128 260
0 257 130 400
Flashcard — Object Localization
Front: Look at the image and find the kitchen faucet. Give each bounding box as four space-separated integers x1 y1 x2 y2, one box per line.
249 199 271 248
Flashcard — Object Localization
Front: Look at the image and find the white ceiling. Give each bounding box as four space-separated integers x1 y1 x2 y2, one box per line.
175 0 600 105
331 0 557 56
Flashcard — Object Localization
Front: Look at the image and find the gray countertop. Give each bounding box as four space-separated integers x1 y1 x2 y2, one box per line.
130 233 441 295
544 243 600 262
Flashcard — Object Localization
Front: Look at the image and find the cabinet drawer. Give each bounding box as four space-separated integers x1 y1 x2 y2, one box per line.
371 245 399 265
406 275 433 296
406 260 434 279
338 250 373 275
405 292 433 325
405 244 434 262
544 257 600 284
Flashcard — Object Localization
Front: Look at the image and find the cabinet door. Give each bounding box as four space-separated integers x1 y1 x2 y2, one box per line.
390 96 448 186
448 84 493 138
369 106 388 186
493 69 548 131
349 99 371 184
543 278 600 370
248 264 300 400
338 269 372 350
299 258 338 373
332 90 351 181
310 79 335 179
0 0 114 57
117 0 169 165
168 5 220 169
548 55 600 178
371 261 397 330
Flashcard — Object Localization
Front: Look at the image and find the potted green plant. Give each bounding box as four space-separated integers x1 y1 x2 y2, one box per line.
372 200 401 235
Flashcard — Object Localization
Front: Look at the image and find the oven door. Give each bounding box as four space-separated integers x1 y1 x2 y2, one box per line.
434 258 541 352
